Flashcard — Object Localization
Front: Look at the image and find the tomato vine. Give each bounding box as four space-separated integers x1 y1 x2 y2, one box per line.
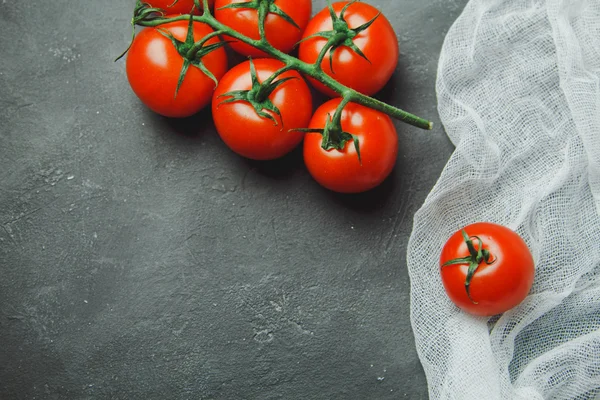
120 0 434 136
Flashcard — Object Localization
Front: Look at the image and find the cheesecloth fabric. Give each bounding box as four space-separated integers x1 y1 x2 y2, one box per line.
407 0 600 398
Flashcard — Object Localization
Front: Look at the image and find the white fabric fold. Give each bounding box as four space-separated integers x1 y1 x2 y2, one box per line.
408 0 600 398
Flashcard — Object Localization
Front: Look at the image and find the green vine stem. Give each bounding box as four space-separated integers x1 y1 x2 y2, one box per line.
331 95 352 125
133 0 433 131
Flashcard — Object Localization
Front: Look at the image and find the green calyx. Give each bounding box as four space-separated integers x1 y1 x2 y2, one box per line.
217 59 295 126
299 0 380 72
442 230 496 304
294 98 362 164
157 15 228 97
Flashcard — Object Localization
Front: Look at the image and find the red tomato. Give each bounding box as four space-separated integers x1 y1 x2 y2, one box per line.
126 20 227 118
214 0 312 57
303 98 398 193
299 2 399 97
440 222 535 317
145 0 214 14
212 59 312 160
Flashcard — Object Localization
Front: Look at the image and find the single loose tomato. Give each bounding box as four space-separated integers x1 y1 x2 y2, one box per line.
303 98 398 193
440 222 535 317
214 0 312 57
126 20 227 118
212 59 312 160
145 0 214 14
299 2 399 97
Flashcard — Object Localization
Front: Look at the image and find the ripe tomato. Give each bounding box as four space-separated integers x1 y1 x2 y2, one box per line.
212 59 312 160
440 222 535 317
303 98 398 193
299 2 399 97
126 20 228 118
145 0 214 14
214 0 312 57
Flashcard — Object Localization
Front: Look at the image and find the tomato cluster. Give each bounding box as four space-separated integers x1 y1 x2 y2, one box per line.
124 0 401 193
124 2 537 317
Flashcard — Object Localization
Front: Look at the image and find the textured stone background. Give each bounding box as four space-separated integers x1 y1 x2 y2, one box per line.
0 0 465 398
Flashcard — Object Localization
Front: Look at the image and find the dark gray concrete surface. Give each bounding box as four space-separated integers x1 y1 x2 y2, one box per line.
0 0 466 398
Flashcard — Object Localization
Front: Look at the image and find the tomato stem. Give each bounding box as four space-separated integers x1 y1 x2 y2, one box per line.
328 96 362 163
254 64 294 103
312 32 347 70
257 0 269 42
130 3 434 131
185 30 223 59
331 95 352 126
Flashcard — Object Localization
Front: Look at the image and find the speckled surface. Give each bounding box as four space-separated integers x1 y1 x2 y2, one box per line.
0 0 466 398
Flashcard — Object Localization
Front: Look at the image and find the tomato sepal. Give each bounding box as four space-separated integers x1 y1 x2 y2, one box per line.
441 230 496 304
156 15 228 96
298 0 380 73
216 58 296 126
293 99 362 164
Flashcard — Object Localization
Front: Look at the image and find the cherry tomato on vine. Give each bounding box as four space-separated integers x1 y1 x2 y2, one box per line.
126 20 228 118
212 58 312 160
214 0 312 57
145 0 214 14
303 98 398 194
299 1 399 97
440 222 535 317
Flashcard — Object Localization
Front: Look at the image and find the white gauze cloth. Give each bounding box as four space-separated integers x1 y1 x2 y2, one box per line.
407 0 600 399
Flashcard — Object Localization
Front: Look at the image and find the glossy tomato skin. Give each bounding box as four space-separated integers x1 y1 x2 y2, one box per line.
126 20 227 118
145 0 214 14
299 2 399 97
212 59 312 160
214 0 312 57
440 222 535 317
303 99 398 193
